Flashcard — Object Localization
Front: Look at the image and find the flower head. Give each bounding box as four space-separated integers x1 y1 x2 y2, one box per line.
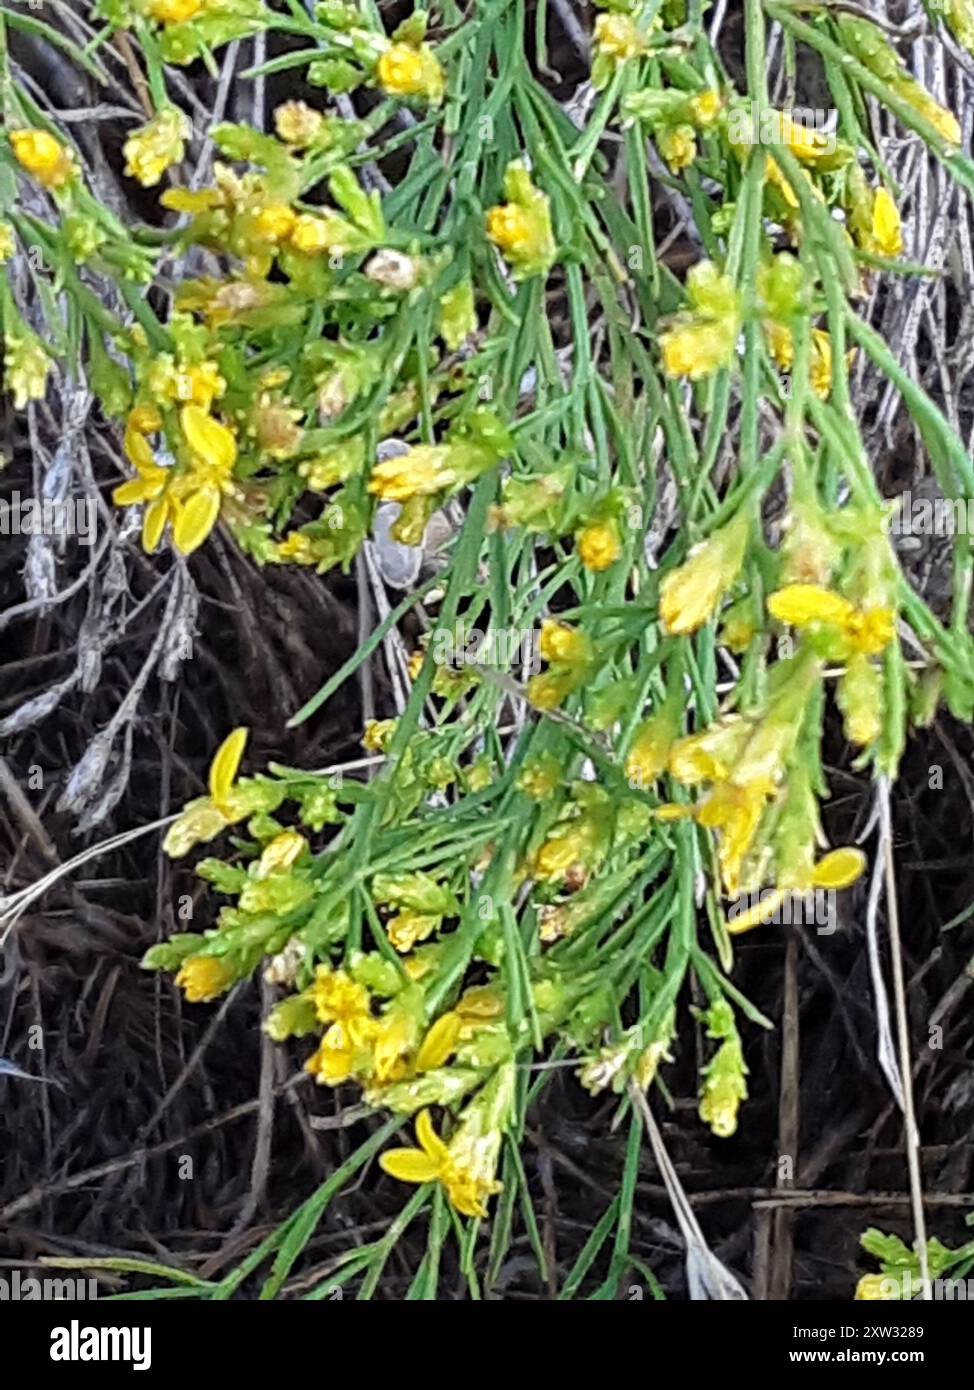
367 444 452 502
767 583 894 656
594 13 644 62
626 708 679 789
658 125 696 174
576 519 622 572
175 953 236 1003
660 262 740 380
274 101 324 148
660 511 749 635
486 162 556 281
376 42 445 105
123 107 190 187
163 727 255 857
10 129 75 188
380 1064 513 1218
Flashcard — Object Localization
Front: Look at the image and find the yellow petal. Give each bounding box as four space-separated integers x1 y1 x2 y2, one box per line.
142 494 170 553
415 1107 450 1165
726 889 787 936
180 403 236 473
125 425 156 473
415 1012 462 1072
208 726 248 806
114 477 153 507
810 847 865 891
871 188 902 259
767 583 854 629
379 1148 441 1184
171 484 221 554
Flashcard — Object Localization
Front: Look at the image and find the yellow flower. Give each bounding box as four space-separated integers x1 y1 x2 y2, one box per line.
388 910 440 954
276 532 316 565
175 953 236 1003
144 0 203 22
311 967 371 1026
661 320 725 377
138 405 236 555
253 203 297 243
764 318 794 372
660 511 749 635
768 583 853 629
485 162 556 280
525 669 574 710
486 205 531 256
304 968 376 1085
727 847 866 934
660 263 740 378
668 717 752 785
870 187 903 259
274 101 323 148
376 42 445 105
163 726 250 857
576 520 621 572
379 1108 503 1219
255 829 307 878
625 711 678 789
778 112 838 165
123 108 190 188
689 90 722 127
305 1017 377 1085
289 212 343 255
538 618 589 666
149 358 226 410
593 13 644 61
658 125 696 174
362 718 397 753
698 777 774 897
113 444 171 551
532 816 598 883
767 584 894 655
367 444 452 502
855 1274 899 1301
10 129 74 188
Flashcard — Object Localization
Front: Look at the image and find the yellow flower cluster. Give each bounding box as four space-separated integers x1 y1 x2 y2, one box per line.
123 107 191 187
485 161 557 281
660 261 740 380
380 1064 514 1218
526 619 594 710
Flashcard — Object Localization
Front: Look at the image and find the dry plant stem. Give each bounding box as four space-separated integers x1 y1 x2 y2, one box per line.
879 776 932 1300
